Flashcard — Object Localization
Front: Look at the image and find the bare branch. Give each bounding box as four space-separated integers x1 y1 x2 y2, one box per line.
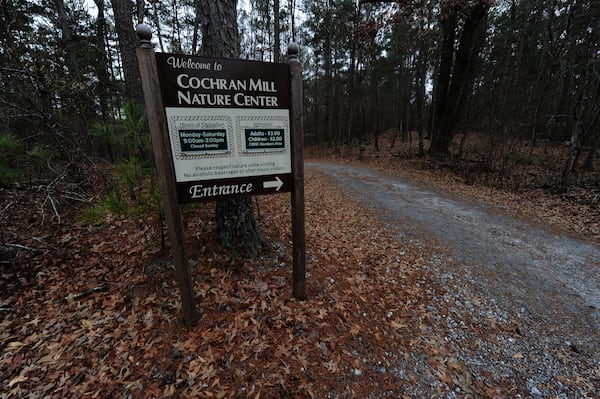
0 202 15 219
4 243 36 251
57 282 109 303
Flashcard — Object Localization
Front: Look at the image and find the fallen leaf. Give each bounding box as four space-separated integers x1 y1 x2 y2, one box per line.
390 321 407 329
8 375 28 387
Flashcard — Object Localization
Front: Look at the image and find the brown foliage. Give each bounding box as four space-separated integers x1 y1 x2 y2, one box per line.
1 139 598 396
1 169 536 398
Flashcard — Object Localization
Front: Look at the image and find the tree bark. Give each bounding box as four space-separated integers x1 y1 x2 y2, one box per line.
429 1 489 156
54 0 80 74
136 0 144 24
199 0 240 58
199 0 262 258
110 0 144 106
562 111 582 185
415 37 427 157
93 0 110 119
429 5 456 155
192 0 201 53
216 197 262 258
582 81 600 171
274 0 281 63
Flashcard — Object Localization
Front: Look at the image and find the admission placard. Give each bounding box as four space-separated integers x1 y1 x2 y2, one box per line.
155 53 293 203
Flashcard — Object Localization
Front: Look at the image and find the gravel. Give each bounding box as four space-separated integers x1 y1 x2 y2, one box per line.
309 161 600 398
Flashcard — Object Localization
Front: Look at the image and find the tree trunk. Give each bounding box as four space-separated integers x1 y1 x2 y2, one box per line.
92 0 114 160
216 197 262 258
582 82 600 171
110 0 144 106
346 14 357 144
323 4 333 147
136 0 144 24
192 0 201 53
200 0 240 58
429 1 489 156
274 0 281 63
93 0 110 119
583 132 598 171
415 37 427 157
429 6 456 155
562 114 582 185
289 0 296 41
200 0 262 258
151 1 166 52
54 0 80 74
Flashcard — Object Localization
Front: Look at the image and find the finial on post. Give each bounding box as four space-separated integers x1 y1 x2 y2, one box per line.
287 42 300 60
136 24 153 48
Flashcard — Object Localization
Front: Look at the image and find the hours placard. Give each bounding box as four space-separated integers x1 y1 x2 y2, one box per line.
179 129 228 153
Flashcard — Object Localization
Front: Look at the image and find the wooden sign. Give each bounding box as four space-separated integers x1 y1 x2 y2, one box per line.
136 24 306 328
155 54 293 203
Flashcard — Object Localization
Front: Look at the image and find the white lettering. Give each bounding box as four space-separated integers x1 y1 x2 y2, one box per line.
249 78 277 92
189 183 253 199
234 93 278 107
177 91 232 106
177 74 190 88
167 56 212 70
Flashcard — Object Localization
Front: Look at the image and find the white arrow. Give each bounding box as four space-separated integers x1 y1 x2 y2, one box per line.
263 176 283 191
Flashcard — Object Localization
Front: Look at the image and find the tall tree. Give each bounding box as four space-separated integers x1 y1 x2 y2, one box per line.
0 0 103 158
303 0 360 147
471 0 599 173
200 0 263 257
274 0 281 62
110 0 144 106
428 0 490 155
93 0 111 120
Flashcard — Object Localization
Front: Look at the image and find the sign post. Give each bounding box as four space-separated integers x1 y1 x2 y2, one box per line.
135 25 198 327
135 24 306 326
288 43 306 300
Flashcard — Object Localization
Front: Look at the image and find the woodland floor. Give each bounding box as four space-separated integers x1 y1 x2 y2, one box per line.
1 132 599 398
307 131 600 245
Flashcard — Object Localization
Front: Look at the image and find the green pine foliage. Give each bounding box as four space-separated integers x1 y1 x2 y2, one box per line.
0 134 20 186
0 133 51 186
80 101 162 225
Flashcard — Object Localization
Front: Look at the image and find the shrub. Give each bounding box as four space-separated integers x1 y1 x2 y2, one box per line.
507 152 542 165
0 134 20 186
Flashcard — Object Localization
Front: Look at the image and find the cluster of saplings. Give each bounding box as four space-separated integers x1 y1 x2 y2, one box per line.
0 101 163 231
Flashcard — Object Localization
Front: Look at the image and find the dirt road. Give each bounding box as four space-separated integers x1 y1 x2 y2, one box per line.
308 162 600 378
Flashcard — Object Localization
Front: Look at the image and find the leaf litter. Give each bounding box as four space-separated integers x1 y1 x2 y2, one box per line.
1 166 598 398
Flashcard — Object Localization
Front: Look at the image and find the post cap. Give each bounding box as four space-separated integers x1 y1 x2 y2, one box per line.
136 24 152 47
287 42 300 57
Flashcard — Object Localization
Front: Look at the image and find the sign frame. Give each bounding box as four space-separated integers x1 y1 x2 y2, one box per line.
136 24 306 327
154 53 294 204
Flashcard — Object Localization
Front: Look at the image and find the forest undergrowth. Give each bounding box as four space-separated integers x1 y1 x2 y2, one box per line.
1 131 599 398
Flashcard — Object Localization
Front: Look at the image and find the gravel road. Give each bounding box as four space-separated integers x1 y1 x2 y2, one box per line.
308 161 600 398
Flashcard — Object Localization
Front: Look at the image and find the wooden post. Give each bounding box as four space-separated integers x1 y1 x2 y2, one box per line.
135 24 198 327
288 43 306 300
